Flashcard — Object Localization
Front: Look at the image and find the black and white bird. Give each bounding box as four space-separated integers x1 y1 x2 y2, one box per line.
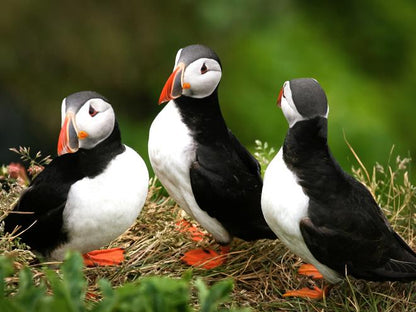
262 78 416 298
149 44 276 268
5 91 149 265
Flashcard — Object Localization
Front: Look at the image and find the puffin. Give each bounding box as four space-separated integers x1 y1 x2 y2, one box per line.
261 78 416 298
148 44 276 269
5 91 149 266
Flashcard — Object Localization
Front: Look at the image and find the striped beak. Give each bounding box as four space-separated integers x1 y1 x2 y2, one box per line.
277 87 284 108
158 62 186 104
57 112 79 156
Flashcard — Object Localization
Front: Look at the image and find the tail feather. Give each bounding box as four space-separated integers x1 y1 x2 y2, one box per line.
372 259 416 282
393 231 416 258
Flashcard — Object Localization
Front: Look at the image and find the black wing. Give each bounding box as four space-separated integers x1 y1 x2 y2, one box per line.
4 154 82 256
300 174 416 282
282 118 416 281
190 130 276 241
227 130 262 179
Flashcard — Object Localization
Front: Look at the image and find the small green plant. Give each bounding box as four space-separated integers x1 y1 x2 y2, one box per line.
9 146 52 168
253 140 276 174
0 252 248 312
1 147 51 192
10 146 52 179
2 143 416 311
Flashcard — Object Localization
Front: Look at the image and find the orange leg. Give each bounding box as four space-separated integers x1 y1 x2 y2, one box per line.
283 263 329 299
83 247 125 267
175 219 229 269
297 263 324 279
283 285 329 300
181 245 230 269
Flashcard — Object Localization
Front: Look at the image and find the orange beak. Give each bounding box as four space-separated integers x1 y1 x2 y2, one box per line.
57 112 79 156
158 62 186 104
277 87 284 108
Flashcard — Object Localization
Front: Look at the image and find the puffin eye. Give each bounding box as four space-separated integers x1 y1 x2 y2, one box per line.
200 63 208 74
89 105 98 117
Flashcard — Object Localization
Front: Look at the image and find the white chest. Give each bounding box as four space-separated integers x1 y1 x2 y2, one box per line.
262 148 341 283
51 146 149 260
262 149 310 249
148 102 196 213
148 102 231 243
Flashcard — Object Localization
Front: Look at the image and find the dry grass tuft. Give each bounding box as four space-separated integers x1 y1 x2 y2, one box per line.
1 143 416 311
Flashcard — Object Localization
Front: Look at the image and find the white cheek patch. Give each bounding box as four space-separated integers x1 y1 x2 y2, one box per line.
183 72 222 98
182 58 222 99
281 92 305 128
76 99 115 149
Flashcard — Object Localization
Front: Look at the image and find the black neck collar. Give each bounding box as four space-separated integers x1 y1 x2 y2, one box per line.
283 117 328 168
174 89 228 143
77 120 125 177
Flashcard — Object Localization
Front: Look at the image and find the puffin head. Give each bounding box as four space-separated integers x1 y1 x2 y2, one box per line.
159 44 222 104
277 78 328 128
57 91 115 156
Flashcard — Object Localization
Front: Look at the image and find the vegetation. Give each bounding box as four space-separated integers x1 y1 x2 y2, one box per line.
1 2 415 310
1 143 416 311
0 252 245 312
1 1 416 173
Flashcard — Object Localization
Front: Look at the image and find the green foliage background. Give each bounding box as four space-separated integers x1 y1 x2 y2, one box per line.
1 0 415 172
0 252 246 311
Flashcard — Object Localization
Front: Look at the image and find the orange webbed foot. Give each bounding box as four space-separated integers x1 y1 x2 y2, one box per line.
283 285 329 300
83 247 125 267
297 263 324 279
181 246 230 269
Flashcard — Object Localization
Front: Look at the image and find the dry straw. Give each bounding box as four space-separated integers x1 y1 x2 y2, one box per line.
1 143 416 311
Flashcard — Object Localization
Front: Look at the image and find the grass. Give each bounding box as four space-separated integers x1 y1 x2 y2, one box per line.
1 142 416 311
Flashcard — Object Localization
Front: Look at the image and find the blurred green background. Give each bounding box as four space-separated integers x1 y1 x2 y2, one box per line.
1 0 415 175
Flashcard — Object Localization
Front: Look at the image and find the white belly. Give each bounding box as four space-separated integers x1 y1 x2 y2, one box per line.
51 145 149 260
262 148 341 283
148 102 231 243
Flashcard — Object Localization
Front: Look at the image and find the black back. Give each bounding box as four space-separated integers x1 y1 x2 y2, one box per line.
175 92 276 241
283 117 416 281
4 123 125 256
